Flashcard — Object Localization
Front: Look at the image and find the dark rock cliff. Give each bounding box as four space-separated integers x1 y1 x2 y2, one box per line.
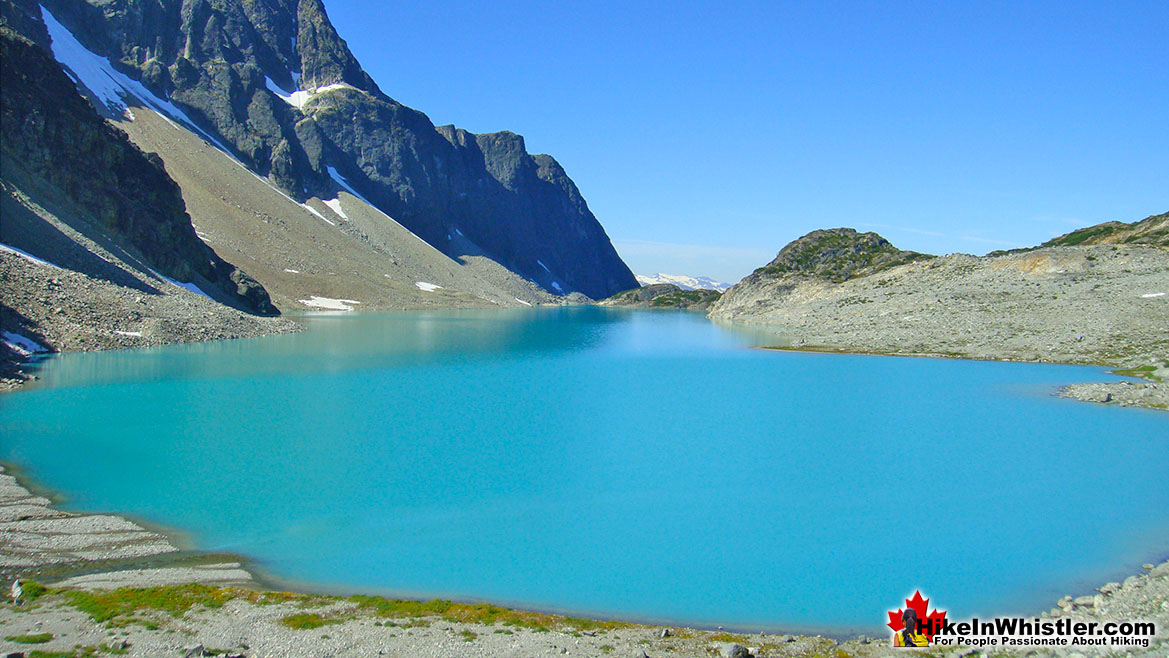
0 23 278 315
15 0 636 299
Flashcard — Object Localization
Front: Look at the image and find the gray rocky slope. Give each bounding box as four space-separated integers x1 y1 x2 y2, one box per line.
4 0 636 300
1 23 298 388
0 24 276 316
102 93 570 313
709 226 1169 407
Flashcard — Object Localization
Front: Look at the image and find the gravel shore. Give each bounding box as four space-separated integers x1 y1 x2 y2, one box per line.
1 249 300 388
1058 381 1168 409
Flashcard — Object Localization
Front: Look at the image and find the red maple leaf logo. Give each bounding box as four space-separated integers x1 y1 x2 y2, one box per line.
887 590 947 641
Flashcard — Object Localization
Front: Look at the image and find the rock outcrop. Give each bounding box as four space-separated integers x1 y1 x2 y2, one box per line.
748 227 932 283
1039 211 1168 249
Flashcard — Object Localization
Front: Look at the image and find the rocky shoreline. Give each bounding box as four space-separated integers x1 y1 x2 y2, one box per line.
710 242 1169 411
598 283 723 311
711 244 1168 371
1058 381 1168 409
0 240 301 392
1 463 1166 657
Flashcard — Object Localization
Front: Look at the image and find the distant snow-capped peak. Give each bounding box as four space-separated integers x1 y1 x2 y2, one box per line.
636 273 732 292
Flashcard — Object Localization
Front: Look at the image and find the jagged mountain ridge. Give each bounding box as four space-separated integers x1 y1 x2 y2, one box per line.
2 21 299 388
6 0 570 313
17 0 636 299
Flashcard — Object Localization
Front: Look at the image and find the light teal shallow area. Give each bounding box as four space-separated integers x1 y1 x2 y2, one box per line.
1 307 1167 633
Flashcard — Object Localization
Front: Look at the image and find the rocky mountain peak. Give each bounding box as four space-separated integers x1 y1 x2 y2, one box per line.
294 0 377 92
10 0 637 298
754 227 933 283
475 131 534 190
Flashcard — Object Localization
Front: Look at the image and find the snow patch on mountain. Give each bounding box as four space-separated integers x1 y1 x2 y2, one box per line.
298 296 360 311
327 166 371 205
322 198 347 220
1 243 60 269
150 270 211 299
265 78 355 110
2 331 48 357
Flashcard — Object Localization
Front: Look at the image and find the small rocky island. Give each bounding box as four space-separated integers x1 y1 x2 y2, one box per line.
599 283 723 311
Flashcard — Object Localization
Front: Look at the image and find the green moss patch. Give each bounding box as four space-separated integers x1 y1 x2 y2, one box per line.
1111 364 1163 382
279 612 343 630
20 580 48 601
60 584 232 626
26 648 122 658
348 595 628 632
6 632 53 643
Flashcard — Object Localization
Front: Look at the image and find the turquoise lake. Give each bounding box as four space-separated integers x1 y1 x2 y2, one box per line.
1 307 1167 633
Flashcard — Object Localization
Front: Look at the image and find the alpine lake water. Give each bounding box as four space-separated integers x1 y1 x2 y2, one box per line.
1 307 1166 634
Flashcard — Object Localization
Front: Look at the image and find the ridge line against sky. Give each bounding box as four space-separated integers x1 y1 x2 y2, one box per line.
323 0 1168 281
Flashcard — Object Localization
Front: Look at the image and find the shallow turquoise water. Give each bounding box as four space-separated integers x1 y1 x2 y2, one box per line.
1 307 1166 632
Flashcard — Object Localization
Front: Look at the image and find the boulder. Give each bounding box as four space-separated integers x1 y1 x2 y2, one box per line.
713 643 752 658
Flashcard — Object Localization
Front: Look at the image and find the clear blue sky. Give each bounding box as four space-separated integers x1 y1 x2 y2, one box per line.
325 0 1168 282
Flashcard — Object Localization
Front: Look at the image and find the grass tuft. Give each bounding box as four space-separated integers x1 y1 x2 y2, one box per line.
1111 364 1163 382
6 632 53 643
26 648 126 658
279 612 342 630
709 632 745 643
347 595 629 632
21 580 48 601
